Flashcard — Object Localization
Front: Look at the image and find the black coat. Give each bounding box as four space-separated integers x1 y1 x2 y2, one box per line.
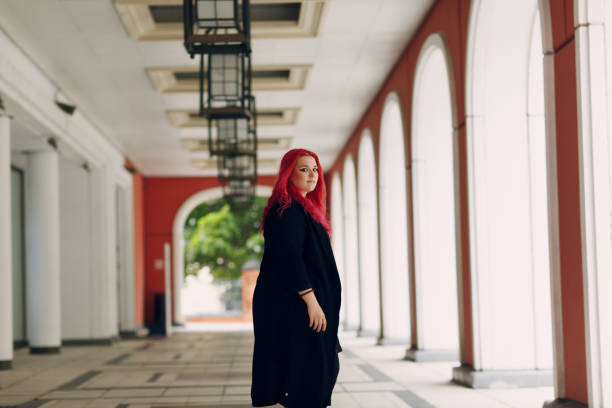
251 200 343 408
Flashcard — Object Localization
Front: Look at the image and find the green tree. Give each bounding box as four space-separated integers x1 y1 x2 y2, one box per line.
184 196 267 281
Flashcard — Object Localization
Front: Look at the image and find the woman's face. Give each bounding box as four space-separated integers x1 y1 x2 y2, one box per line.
290 155 318 196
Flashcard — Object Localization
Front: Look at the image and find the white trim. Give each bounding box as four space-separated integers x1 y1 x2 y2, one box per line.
465 0 484 370
573 0 612 403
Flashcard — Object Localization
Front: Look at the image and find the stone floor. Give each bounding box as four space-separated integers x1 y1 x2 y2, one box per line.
0 324 554 408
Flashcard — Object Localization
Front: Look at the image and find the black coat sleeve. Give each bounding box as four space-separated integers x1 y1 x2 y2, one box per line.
265 203 312 294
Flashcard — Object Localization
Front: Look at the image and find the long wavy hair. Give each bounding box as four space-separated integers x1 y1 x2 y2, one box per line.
261 148 331 235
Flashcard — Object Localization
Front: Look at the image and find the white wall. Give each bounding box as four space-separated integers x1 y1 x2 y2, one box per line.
411 40 459 351
357 131 381 336
466 0 552 370
342 156 360 330
378 94 411 342
330 174 346 327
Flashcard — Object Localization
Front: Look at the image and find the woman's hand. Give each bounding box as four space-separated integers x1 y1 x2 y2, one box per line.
300 292 326 333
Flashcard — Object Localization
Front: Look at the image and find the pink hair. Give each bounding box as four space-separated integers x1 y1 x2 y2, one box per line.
261 148 331 235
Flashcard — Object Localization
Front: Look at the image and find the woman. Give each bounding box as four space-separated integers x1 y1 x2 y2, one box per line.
251 149 343 408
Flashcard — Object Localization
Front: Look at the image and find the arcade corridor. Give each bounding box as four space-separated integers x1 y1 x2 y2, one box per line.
2 0 612 407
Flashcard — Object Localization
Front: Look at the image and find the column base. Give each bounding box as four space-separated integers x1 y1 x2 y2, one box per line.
62 337 117 346
377 336 410 346
543 399 587 408
120 326 149 338
452 364 553 388
357 329 378 337
343 323 359 331
405 347 459 362
0 360 12 370
30 346 61 354
13 340 28 349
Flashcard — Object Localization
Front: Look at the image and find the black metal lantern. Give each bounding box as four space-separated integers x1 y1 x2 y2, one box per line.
198 52 252 116
196 0 239 29
183 0 251 56
210 116 256 155
208 95 257 156
217 153 257 182
208 52 251 107
223 178 255 208
223 178 255 196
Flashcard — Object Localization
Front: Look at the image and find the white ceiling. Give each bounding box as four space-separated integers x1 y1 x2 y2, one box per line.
0 0 435 176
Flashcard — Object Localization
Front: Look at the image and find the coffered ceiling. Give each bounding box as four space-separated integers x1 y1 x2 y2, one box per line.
0 0 435 176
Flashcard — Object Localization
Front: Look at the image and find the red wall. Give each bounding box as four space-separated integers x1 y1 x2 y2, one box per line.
142 176 276 324
132 171 145 327
327 0 474 365
547 0 588 403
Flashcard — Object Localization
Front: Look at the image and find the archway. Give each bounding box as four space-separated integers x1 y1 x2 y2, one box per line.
342 156 360 331
330 174 345 326
463 0 553 379
171 185 273 325
378 93 411 343
410 34 459 357
357 130 381 337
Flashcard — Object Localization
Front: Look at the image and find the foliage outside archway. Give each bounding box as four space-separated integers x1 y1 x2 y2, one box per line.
183 196 267 282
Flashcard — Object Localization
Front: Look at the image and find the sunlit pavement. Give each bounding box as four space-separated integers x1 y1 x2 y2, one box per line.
0 327 553 408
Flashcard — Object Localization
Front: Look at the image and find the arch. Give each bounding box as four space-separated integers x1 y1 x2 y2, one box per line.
342 155 360 330
330 173 345 325
171 185 273 325
410 33 460 354
357 130 381 336
465 0 553 372
378 92 411 343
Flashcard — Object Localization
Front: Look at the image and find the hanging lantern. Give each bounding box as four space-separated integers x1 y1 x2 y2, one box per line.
207 95 257 157
223 178 255 197
196 0 239 29
208 52 251 106
183 0 251 56
211 116 256 155
198 52 252 115
208 95 257 156
223 178 255 208
217 153 257 182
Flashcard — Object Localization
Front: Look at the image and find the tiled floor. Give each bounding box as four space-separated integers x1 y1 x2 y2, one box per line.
0 325 553 407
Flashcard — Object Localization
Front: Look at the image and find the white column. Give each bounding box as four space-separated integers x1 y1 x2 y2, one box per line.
0 113 13 368
118 185 136 333
574 1 612 405
26 149 61 353
89 166 118 340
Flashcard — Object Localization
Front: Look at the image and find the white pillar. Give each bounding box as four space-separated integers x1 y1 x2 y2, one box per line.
26 149 61 353
0 113 13 368
573 1 612 405
89 166 118 341
118 185 136 333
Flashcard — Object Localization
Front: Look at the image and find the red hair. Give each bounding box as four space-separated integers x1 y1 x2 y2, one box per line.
261 148 331 235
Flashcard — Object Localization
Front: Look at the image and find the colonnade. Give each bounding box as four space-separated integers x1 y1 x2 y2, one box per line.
328 0 612 406
0 19 138 369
